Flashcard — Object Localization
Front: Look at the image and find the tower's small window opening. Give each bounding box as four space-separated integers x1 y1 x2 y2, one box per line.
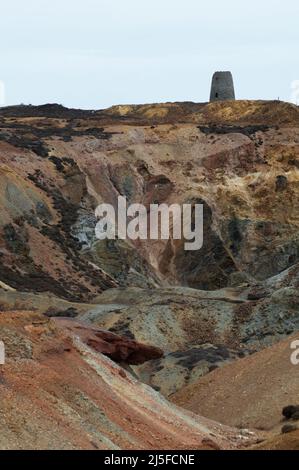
215 93 218 98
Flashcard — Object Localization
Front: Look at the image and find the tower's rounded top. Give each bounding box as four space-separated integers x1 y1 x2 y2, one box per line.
212 71 233 75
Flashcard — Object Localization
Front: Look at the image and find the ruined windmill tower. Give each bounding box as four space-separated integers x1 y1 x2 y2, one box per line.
210 71 235 102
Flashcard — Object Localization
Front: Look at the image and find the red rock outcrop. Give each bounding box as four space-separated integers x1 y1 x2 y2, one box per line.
54 318 163 365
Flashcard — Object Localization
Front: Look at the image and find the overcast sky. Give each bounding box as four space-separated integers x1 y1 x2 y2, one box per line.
0 0 298 109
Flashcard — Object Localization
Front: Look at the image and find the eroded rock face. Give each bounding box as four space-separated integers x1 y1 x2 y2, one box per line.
0 100 298 299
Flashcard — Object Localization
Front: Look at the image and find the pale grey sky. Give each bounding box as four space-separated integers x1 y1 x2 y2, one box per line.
0 0 298 109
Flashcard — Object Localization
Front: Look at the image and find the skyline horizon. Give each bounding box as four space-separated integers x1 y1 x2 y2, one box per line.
0 95 298 111
1 0 298 109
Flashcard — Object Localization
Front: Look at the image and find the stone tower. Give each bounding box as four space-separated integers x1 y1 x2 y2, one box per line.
210 71 235 102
